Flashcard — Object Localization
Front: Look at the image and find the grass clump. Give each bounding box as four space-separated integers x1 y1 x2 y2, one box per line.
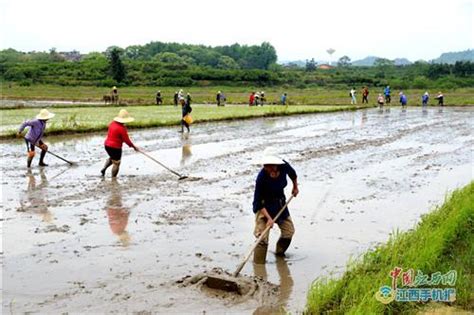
306 182 474 314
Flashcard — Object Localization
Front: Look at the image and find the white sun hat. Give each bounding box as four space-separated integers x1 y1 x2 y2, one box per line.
255 147 285 165
114 109 135 123
36 109 55 120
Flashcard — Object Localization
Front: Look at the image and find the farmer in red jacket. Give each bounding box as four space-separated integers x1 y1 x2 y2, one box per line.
101 109 138 177
249 92 255 106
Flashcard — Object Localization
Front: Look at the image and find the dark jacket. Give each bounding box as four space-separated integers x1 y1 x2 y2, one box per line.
182 102 192 117
252 161 297 224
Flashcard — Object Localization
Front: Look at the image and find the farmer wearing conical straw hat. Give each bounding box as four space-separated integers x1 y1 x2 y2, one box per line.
17 109 55 168
101 109 138 177
252 147 299 264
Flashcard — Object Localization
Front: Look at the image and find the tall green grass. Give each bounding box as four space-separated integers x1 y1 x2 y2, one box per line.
0 104 362 139
306 182 474 314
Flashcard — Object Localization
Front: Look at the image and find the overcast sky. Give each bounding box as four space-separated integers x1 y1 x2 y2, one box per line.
1 0 472 62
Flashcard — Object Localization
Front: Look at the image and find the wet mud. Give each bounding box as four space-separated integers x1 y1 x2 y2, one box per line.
178 267 279 304
1 107 473 313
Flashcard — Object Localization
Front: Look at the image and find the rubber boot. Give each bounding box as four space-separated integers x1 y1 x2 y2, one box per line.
111 160 121 177
38 150 48 166
101 158 112 176
253 243 268 264
275 238 292 257
27 156 34 168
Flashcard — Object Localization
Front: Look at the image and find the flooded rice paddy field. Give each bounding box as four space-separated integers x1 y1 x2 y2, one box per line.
1 107 473 314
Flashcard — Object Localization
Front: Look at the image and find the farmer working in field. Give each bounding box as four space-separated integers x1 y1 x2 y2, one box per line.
18 109 55 168
399 91 408 109
384 85 391 103
249 92 255 106
252 148 299 264
173 91 179 106
422 92 429 107
281 93 287 105
362 86 369 104
111 86 119 105
156 91 163 105
186 93 192 107
216 91 222 106
436 91 444 106
180 97 192 133
101 109 138 177
377 93 385 109
350 88 357 104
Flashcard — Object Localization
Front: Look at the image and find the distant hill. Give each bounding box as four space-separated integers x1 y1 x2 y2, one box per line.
352 56 380 66
431 49 474 64
280 50 473 67
352 56 412 66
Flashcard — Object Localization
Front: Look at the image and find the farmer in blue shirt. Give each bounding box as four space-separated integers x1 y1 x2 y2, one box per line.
17 109 55 168
399 92 408 108
422 92 429 107
252 148 299 263
384 86 391 104
281 93 287 105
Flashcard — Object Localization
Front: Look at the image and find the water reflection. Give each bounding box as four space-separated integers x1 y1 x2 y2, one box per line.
180 144 193 167
361 110 368 127
253 256 294 314
422 107 428 116
18 169 52 222
105 180 131 247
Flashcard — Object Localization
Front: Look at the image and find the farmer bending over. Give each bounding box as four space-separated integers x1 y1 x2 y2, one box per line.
180 98 192 133
101 109 138 177
18 109 55 168
253 148 299 264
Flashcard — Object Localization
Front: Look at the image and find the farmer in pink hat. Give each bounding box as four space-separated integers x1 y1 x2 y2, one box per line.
252 148 299 264
17 109 55 168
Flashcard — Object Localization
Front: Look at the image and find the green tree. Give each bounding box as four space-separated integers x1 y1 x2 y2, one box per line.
154 52 190 70
305 58 317 71
338 55 351 67
108 47 126 83
216 56 240 69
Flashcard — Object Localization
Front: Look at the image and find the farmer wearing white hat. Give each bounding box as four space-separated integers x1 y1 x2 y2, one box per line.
101 109 138 177
252 148 299 264
17 109 55 167
216 91 222 106
111 86 119 105
422 91 429 107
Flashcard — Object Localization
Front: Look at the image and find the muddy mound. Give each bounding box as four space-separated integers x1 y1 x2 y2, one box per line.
177 268 279 304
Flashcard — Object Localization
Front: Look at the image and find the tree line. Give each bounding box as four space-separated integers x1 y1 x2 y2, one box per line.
0 43 473 90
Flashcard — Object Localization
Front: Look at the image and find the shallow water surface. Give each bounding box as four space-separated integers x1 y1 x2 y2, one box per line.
1 107 473 313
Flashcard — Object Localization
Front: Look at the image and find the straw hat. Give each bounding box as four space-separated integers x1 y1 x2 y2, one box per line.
114 109 135 123
36 109 55 120
113 86 117 89
255 147 284 165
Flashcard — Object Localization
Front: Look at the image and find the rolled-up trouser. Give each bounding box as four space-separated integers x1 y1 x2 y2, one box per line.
25 139 47 166
253 211 295 263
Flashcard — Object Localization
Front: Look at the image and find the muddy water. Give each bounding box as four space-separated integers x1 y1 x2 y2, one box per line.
1 107 473 313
